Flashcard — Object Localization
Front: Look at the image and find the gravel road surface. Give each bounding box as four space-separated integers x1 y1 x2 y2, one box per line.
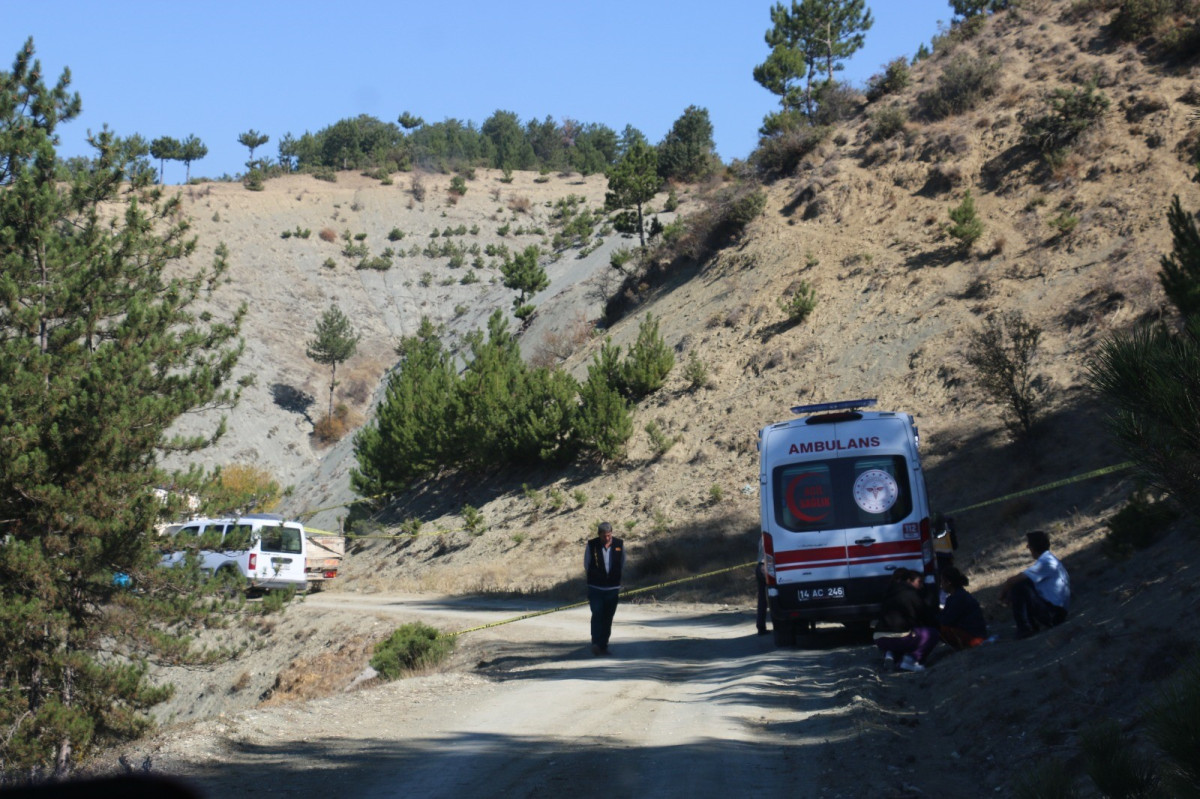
144 594 867 798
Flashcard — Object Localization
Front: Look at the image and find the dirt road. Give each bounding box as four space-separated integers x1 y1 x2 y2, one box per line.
140 593 880 798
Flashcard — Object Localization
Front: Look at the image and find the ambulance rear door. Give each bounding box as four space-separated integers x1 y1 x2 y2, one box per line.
838 416 925 588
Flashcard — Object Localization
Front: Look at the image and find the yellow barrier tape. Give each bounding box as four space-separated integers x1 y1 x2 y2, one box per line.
943 461 1134 516
308 460 1136 641
302 525 471 540
441 561 758 639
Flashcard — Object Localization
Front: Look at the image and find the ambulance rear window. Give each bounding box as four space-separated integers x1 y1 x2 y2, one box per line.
773 455 912 532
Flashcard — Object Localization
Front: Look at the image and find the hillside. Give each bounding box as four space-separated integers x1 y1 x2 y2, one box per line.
124 4 1200 796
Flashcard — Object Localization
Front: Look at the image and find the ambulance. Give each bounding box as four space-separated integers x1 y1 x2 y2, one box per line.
758 399 937 646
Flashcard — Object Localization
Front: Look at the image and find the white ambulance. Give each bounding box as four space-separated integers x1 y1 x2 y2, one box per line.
758 399 936 646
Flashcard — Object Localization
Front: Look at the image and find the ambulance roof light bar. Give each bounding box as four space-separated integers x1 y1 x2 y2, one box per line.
790 398 877 415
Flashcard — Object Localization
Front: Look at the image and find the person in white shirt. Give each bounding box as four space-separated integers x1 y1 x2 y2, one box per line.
1000 530 1070 639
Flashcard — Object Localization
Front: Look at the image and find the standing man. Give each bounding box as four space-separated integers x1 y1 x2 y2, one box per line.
585 522 623 656
1000 530 1070 639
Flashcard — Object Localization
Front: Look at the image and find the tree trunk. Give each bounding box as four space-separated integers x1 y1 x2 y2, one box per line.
328 362 337 420
825 20 834 83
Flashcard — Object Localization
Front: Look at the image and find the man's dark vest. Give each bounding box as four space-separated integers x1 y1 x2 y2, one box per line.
586 537 624 588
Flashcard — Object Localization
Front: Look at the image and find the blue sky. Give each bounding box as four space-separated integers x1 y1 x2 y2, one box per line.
8 1 954 184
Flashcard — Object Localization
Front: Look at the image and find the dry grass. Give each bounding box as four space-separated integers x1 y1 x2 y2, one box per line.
507 195 532 214
260 633 378 705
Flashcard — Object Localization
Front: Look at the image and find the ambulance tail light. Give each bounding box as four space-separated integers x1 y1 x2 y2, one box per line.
919 517 936 578
762 532 777 586
248 553 257 572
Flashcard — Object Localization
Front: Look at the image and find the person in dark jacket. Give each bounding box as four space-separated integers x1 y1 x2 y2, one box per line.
938 566 988 649
585 522 624 656
874 568 940 671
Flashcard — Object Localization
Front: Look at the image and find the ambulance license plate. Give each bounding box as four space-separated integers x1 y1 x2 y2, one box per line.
797 586 845 601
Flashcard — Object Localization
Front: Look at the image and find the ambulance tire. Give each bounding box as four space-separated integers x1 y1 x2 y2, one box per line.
773 620 798 648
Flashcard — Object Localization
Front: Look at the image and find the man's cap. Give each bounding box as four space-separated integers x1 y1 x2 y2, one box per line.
598 522 612 533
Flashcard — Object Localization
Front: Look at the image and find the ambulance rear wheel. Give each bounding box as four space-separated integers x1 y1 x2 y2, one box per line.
773 620 798 647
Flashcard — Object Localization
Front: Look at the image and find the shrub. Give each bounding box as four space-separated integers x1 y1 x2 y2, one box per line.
1012 758 1076 799
387 227 405 241
572 489 588 507
1148 655 1200 795
750 125 832 178
965 311 1048 438
313 403 353 444
410 174 426 202
1102 491 1180 559
866 57 911 102
1022 83 1110 159
683 352 710 390
322 257 337 269
319 227 337 242
869 105 909 141
1047 211 1080 237
727 190 767 228
610 247 634 273
200 464 281 516
645 420 679 457
812 81 863 127
918 52 1002 120
1111 0 1177 41
461 504 485 536
449 175 467 196
709 485 724 503
370 623 454 680
358 255 392 271
779 281 818 325
948 190 985 251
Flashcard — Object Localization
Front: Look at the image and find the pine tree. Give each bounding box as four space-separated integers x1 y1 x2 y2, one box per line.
306 304 360 420
178 133 207 182
1089 195 1200 514
621 313 675 400
500 245 549 320
352 317 459 496
758 0 874 119
0 39 245 777
149 135 181 183
605 141 661 248
575 347 634 461
237 129 270 168
456 310 529 466
1159 195 1200 325
657 105 717 182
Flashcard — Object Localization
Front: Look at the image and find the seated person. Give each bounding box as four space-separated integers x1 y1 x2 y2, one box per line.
938 566 987 649
999 530 1070 638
